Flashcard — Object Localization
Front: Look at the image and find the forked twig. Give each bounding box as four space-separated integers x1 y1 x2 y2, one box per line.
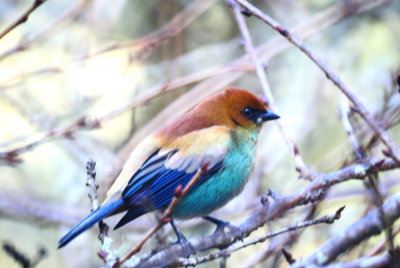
177 206 344 266
227 0 312 179
233 0 400 165
115 163 209 267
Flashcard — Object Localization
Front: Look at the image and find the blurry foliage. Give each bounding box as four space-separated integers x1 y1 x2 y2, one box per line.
0 0 399 267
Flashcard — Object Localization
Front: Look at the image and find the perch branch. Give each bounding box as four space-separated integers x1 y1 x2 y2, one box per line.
129 158 398 267
177 206 344 266
115 164 209 267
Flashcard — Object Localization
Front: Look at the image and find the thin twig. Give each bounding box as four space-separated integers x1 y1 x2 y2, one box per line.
0 0 217 86
85 159 114 264
177 207 344 266
0 0 47 40
227 0 312 179
130 158 399 267
234 0 400 165
292 193 400 267
340 103 395 255
115 164 209 267
0 0 91 62
367 225 400 257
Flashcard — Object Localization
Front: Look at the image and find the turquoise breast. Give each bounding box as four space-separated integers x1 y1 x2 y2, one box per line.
172 129 258 219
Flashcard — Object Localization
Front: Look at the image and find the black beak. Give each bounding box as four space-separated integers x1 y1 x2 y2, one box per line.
260 111 280 122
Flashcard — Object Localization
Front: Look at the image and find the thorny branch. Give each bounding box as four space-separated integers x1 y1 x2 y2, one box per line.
0 0 47 40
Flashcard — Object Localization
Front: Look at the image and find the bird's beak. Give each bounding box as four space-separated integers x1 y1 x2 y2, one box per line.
259 111 280 122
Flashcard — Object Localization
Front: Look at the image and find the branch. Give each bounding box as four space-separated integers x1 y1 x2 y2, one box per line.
0 0 216 84
233 0 400 165
227 0 312 179
0 0 387 166
2 241 47 268
0 0 47 40
110 0 388 187
177 207 344 266
292 193 400 266
115 164 209 267
322 249 400 268
84 159 115 265
0 0 91 62
129 158 399 267
340 102 395 254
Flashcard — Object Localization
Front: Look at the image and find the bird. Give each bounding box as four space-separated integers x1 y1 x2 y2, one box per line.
58 88 280 248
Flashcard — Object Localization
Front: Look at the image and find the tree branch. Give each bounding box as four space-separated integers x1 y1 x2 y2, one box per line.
227 0 312 179
128 158 398 267
292 193 400 266
0 0 47 40
233 0 400 165
176 206 344 266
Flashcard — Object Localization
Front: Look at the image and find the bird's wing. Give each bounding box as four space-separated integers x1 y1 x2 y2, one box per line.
121 125 231 211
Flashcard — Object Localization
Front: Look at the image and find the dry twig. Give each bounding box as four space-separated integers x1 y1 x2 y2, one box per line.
0 0 217 86
233 0 400 165
177 207 344 266
227 0 312 179
115 164 209 267
292 193 400 267
0 0 47 40
128 158 398 267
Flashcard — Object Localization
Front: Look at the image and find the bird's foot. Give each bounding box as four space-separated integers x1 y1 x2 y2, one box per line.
174 236 196 257
203 215 243 240
170 219 196 257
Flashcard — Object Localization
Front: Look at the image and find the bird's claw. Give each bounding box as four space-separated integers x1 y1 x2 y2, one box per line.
174 236 196 257
203 216 244 240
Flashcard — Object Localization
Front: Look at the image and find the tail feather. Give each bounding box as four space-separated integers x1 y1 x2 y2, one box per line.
58 199 124 248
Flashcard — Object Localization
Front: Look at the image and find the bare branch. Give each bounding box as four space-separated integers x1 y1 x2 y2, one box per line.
233 0 400 165
227 0 312 179
83 158 115 265
340 102 395 255
176 207 344 266
115 164 209 267
130 158 398 267
0 0 217 86
322 249 400 268
0 0 47 40
292 193 400 266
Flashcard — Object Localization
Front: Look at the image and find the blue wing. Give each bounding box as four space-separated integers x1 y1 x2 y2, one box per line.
114 149 223 229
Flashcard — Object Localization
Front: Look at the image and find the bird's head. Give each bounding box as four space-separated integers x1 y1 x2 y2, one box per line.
193 88 280 130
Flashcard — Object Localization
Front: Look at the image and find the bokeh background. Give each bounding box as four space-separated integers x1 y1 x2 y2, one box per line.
0 0 399 267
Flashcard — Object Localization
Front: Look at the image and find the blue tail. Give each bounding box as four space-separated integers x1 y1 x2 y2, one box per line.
58 199 124 248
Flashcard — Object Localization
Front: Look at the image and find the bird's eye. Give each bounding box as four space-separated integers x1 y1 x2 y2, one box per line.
242 107 253 119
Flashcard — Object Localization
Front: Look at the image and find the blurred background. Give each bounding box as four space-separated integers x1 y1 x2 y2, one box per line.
0 0 399 267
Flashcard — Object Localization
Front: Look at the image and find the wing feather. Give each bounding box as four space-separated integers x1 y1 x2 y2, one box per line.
119 126 231 213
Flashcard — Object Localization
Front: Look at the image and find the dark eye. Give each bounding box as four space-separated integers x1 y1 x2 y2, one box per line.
242 107 253 120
